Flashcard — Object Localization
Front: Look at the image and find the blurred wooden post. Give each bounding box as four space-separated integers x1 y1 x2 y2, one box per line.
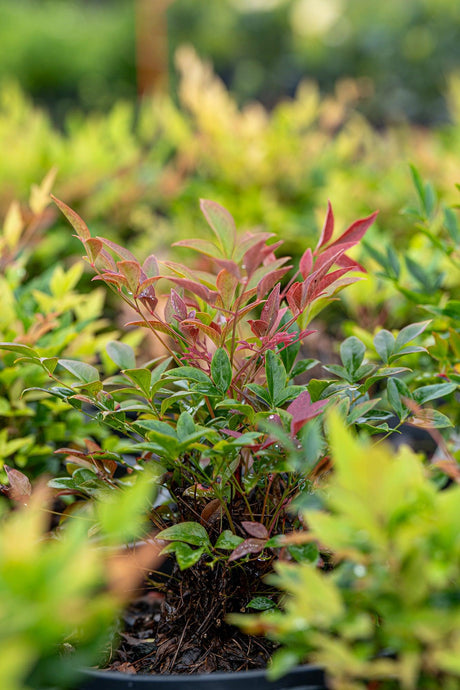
135 0 174 97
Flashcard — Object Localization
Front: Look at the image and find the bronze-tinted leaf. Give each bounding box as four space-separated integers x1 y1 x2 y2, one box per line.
228 538 267 562
241 521 269 539
4 466 32 502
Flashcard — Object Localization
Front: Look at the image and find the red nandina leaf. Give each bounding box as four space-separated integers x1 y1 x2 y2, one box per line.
287 391 328 435
299 248 313 279
138 276 162 292
96 237 137 262
248 319 268 337
260 284 281 331
54 448 87 457
95 249 117 272
234 232 275 263
216 269 239 308
228 538 267 562
257 266 292 299
286 282 303 315
180 319 221 345
170 278 219 306
312 244 352 273
328 210 378 250
310 267 350 301
334 253 366 273
84 238 103 264
51 195 90 240
4 465 32 502
117 261 141 292
92 272 128 288
213 258 241 279
241 521 269 539
143 254 160 277
315 200 334 252
126 320 173 335
171 290 188 321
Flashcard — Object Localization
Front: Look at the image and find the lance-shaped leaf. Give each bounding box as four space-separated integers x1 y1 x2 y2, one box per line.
173 237 223 258
326 210 378 251
170 278 219 306
216 269 238 308
200 199 237 258
314 200 334 252
51 195 90 240
256 266 292 300
96 236 137 262
211 347 232 394
261 284 281 332
287 391 328 435
299 248 313 279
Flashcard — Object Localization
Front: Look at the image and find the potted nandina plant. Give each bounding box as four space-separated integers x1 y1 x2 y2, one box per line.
8 195 451 688
3 196 455 688
38 196 374 689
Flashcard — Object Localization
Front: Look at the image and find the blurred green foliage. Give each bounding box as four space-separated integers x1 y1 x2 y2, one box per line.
0 48 460 275
0 470 158 690
236 413 460 689
0 180 143 478
0 0 136 118
0 0 459 124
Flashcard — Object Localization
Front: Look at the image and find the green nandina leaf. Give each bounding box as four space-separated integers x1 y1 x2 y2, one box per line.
246 597 276 611
166 367 213 384
413 383 457 406
246 383 271 406
161 542 206 570
215 400 255 423
134 419 177 438
106 341 136 370
410 409 454 429
200 199 236 258
265 350 287 406
176 412 196 441
58 359 100 384
0 343 39 358
444 207 460 244
211 348 232 394
157 522 211 547
394 321 430 350
340 337 365 375
287 542 319 564
123 368 152 395
374 330 395 364
387 378 409 420
215 530 244 550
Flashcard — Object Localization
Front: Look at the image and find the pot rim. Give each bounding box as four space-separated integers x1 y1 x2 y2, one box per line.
80 662 326 688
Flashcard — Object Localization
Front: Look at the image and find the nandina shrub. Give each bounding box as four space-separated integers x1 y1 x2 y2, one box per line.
4 196 457 673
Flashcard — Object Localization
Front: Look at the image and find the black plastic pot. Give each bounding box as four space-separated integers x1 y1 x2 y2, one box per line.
78 664 327 690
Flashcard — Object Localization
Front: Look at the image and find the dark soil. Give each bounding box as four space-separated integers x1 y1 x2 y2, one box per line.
104 559 277 676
